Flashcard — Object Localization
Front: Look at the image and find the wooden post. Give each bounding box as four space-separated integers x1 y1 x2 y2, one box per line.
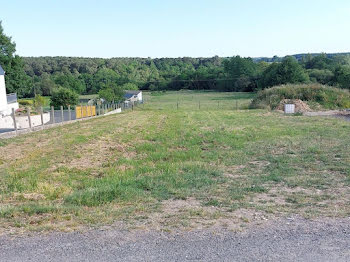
80 104 83 119
98 104 101 115
40 107 44 127
12 108 17 134
60 106 64 124
51 106 55 124
68 105 71 121
27 107 32 130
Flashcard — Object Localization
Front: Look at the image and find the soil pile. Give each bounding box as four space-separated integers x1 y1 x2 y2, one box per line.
276 99 311 113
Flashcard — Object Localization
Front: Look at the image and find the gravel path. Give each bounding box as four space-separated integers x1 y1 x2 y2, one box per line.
1 217 350 261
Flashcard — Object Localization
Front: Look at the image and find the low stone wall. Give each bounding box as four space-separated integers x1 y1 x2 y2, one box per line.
0 113 50 129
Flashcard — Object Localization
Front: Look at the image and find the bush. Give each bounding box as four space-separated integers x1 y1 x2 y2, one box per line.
98 83 125 103
18 99 33 106
260 56 309 89
50 87 79 109
33 94 46 109
250 84 350 110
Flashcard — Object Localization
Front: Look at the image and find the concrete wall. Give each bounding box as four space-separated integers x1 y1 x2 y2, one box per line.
0 112 50 129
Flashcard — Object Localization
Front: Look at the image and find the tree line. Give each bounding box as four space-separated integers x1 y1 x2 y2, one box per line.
2 21 350 99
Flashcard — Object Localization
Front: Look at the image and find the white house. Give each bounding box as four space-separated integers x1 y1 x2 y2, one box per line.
0 64 19 116
124 90 143 103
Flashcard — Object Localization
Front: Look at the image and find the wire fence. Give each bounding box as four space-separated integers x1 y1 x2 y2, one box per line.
144 99 251 111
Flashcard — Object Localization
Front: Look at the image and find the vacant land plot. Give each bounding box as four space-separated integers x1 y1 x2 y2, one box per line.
0 91 349 234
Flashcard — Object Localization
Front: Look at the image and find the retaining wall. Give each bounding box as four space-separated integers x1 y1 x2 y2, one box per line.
0 113 50 129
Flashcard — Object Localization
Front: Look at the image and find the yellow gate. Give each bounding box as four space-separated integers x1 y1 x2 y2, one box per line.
76 106 96 119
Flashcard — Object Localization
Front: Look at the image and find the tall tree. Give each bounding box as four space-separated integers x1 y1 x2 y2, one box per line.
260 56 309 88
0 21 32 97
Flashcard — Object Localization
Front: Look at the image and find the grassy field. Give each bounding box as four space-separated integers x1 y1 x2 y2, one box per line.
0 90 350 234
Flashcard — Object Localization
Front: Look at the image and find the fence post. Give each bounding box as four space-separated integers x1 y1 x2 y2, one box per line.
40 107 44 128
80 104 83 119
60 106 64 124
27 107 32 130
98 104 101 115
68 105 71 121
51 106 55 124
12 108 17 135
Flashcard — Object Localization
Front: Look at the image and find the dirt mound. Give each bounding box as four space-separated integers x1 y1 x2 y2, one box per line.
276 99 311 113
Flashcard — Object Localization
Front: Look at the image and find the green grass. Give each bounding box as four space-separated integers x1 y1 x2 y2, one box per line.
0 90 350 233
79 94 98 100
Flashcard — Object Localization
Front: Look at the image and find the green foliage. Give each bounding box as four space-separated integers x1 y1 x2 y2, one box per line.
33 94 46 108
260 56 309 88
35 73 58 96
0 21 33 97
54 73 86 94
250 84 350 110
18 99 33 106
122 82 138 90
307 69 334 85
98 88 116 103
333 66 350 90
98 83 125 103
50 87 79 108
222 56 259 91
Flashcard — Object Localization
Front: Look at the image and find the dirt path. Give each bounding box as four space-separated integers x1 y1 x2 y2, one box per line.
1 217 350 261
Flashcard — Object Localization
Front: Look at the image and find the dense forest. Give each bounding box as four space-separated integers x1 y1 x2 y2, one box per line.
1 21 350 99
19 54 350 98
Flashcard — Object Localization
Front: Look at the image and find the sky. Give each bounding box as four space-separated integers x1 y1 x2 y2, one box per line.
1 0 350 58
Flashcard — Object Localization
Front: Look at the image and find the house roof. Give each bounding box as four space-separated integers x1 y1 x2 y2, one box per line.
0 65 4 75
124 93 135 99
124 90 141 99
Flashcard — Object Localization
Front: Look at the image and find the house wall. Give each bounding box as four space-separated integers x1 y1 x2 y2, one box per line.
0 75 7 112
137 92 143 101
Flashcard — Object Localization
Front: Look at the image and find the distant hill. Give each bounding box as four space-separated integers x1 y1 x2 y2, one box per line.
253 52 350 63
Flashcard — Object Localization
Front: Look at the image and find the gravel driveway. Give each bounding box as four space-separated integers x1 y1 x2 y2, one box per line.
1 217 350 262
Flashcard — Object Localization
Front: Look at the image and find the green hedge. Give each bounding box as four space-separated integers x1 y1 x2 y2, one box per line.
250 84 350 110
